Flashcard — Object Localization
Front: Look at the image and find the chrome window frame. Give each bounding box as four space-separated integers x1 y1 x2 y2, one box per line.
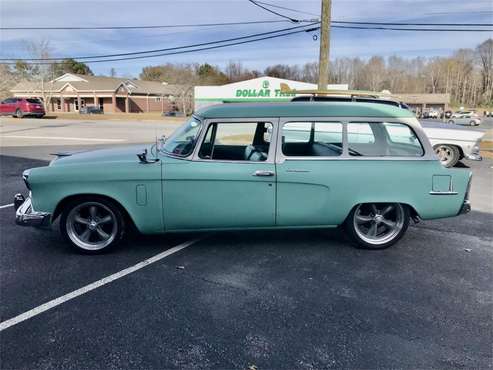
190 117 280 164
160 114 205 160
276 116 436 163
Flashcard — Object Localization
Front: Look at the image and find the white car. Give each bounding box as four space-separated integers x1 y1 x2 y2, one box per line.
448 111 481 126
421 123 483 167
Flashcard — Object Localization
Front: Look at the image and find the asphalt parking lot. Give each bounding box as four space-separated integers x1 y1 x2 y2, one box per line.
1 118 492 369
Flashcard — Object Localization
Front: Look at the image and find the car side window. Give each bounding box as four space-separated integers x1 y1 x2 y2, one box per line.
348 122 423 157
199 122 272 162
282 121 343 157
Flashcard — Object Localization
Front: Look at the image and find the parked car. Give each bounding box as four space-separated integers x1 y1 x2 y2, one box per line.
451 110 475 118
14 102 472 253
162 111 184 117
422 109 439 119
79 106 103 114
420 123 483 168
0 97 45 118
443 110 453 119
447 112 481 126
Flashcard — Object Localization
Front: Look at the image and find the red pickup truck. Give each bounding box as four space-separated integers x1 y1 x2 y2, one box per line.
0 97 45 118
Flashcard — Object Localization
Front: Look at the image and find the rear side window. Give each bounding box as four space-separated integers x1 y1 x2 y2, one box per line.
282 122 343 157
26 98 42 104
348 122 423 157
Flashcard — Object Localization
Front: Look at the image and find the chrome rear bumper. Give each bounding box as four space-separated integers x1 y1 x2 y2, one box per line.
459 200 471 215
14 194 51 227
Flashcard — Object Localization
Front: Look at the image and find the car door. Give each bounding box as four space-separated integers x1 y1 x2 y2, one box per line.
162 119 277 231
275 119 344 226
0 98 13 114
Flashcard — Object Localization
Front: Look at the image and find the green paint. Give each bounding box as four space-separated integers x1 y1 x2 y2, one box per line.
24 103 468 236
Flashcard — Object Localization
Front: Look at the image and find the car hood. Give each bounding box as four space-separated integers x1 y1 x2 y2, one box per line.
49 144 156 166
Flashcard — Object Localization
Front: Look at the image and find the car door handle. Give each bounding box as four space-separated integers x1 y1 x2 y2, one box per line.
252 170 275 177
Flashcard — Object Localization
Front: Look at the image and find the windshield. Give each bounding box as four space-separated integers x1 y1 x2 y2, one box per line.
162 117 202 157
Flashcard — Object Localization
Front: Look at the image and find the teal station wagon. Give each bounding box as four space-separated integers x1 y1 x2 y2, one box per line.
15 101 472 253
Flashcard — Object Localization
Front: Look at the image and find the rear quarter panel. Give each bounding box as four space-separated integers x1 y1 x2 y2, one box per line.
276 159 470 225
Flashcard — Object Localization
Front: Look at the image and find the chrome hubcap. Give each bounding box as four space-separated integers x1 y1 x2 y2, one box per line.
66 202 117 251
353 203 405 245
435 145 453 166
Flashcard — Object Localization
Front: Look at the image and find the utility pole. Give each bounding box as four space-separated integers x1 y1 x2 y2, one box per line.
318 0 331 90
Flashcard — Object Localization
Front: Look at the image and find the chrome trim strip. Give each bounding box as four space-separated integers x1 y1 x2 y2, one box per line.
429 191 458 195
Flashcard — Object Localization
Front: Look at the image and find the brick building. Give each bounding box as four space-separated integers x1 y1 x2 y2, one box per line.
11 73 187 113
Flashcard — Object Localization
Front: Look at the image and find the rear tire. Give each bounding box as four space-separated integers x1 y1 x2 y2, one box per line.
447 120 454 124
345 203 410 250
60 196 125 254
434 144 460 167
15 109 23 118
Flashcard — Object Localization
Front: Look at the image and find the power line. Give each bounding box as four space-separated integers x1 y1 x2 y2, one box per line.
332 24 492 31
247 0 301 23
333 21 493 26
1 19 490 31
0 19 304 31
245 0 492 27
0 23 319 62
0 26 321 65
254 1 320 18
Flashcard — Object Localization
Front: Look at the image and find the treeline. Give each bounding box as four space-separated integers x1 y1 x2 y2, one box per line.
140 38 493 107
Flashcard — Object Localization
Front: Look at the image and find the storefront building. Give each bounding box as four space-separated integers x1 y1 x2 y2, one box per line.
194 77 349 110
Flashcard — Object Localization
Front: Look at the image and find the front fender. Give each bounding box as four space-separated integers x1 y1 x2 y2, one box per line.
28 161 163 234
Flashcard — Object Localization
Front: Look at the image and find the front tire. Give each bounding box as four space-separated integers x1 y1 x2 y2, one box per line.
447 120 454 124
15 109 23 118
60 197 125 254
345 203 409 250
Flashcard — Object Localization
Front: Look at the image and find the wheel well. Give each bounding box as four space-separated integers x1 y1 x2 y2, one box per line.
53 194 137 230
345 202 421 223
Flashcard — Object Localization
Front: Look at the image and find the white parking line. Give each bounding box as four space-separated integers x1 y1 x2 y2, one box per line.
0 237 202 332
2 135 126 142
0 204 14 209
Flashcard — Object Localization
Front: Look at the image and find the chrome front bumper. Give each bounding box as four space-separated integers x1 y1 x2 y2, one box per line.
14 194 51 227
465 153 482 161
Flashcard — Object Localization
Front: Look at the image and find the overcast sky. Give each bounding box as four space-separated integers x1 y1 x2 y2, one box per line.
1 0 492 78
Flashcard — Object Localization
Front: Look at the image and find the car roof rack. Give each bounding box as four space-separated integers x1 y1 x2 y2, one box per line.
280 83 394 100
280 83 411 110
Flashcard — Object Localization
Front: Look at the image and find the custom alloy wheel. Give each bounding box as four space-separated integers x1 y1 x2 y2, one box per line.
434 144 460 167
346 203 409 249
61 198 124 253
